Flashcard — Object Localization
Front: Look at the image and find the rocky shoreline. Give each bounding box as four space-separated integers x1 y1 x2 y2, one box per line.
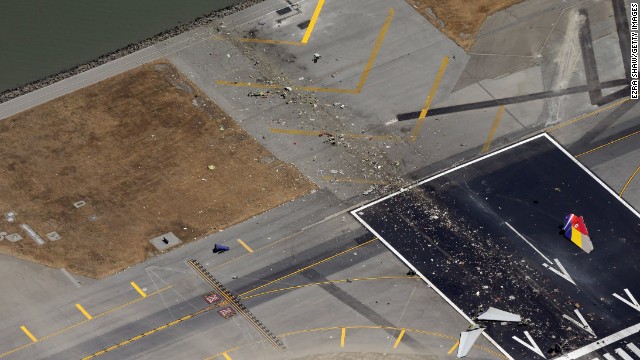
0 0 264 104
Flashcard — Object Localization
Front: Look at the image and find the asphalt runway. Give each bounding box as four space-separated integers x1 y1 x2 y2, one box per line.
353 134 640 360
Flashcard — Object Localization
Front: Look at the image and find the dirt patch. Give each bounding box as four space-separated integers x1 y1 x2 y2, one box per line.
404 0 526 50
0 61 316 279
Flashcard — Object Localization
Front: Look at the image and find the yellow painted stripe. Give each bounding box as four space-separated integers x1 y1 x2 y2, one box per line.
130 281 147 298
448 340 460 355
240 238 377 296
237 239 253 253
302 0 325 44
482 105 505 153
356 8 395 91
222 352 232 360
411 56 449 141
75 304 93 320
575 129 640 157
547 98 629 132
340 327 346 348
270 128 323 136
620 164 640 196
20 326 37 343
393 329 405 349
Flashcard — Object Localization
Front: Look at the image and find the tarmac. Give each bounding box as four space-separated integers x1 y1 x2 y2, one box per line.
0 0 637 359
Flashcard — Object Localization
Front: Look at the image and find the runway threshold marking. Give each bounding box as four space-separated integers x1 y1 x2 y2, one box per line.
0 285 172 359
237 239 254 253
222 351 233 360
575 128 640 157
411 56 449 142
301 0 325 44
239 237 378 296
620 164 640 196
340 327 346 348
393 329 405 349
482 105 505 153
448 340 460 355
215 0 325 46
76 304 93 320
547 98 630 132
20 326 37 343
216 8 394 95
130 281 147 298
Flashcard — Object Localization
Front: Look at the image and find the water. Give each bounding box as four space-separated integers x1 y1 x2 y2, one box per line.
0 0 243 93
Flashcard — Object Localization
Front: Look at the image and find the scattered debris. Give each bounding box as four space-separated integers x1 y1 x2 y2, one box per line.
208 165 216 170
313 53 322 63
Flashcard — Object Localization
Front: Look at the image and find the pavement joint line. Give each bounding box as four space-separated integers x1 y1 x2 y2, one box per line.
546 98 630 132
240 276 416 300
340 327 346 348
213 0 325 46
411 56 449 142
239 237 378 296
76 303 93 320
215 8 394 94
269 128 401 141
130 281 147 298
448 340 460 355
321 175 403 185
237 239 254 253
0 285 172 359
20 326 37 343
393 329 405 349
482 105 505 153
620 164 640 196
575 128 640 157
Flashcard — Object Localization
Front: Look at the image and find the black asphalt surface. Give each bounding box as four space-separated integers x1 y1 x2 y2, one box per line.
355 135 640 360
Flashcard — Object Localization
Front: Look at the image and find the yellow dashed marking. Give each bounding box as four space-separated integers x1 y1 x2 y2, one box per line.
76 304 93 320
20 326 37 343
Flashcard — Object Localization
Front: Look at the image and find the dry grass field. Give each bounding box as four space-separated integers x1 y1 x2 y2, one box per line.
0 61 316 278
405 0 525 49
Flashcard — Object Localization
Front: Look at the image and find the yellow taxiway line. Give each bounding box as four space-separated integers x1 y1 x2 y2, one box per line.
620 164 640 196
302 0 325 44
20 326 37 343
76 304 93 320
411 56 449 141
482 106 505 153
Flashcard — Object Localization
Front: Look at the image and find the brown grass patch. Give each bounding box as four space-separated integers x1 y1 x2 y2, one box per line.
0 61 316 279
405 0 525 50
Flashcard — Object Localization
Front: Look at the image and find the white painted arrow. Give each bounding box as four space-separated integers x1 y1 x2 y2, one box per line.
513 331 546 359
562 309 596 336
505 222 576 285
613 288 640 312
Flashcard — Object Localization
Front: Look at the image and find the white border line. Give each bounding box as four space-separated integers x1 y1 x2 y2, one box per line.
351 133 640 360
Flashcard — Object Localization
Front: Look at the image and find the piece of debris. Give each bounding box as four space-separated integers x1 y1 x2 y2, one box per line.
407 270 417 276
47 231 61 241
20 223 45 246
73 201 86 209
284 86 293 91
4 211 16 223
477 307 521 322
213 243 230 253
5 233 22 242
458 326 485 358
208 165 216 171
313 53 321 63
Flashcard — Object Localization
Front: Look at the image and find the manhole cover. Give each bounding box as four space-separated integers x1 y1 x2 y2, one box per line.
47 231 61 241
